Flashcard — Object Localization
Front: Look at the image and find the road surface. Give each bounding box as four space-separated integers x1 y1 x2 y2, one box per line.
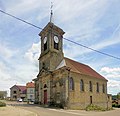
6 101 120 116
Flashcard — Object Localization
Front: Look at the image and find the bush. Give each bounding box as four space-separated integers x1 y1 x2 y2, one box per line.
112 103 120 108
0 101 6 107
86 104 106 111
118 105 120 108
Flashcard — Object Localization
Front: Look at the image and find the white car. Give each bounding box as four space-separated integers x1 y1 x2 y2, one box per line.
17 98 23 102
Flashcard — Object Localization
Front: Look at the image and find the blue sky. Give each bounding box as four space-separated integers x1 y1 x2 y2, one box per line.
0 0 120 96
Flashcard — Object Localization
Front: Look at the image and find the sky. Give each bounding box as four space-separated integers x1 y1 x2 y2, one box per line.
0 0 120 96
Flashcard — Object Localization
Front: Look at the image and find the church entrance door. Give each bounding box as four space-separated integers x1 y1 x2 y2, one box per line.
44 90 47 104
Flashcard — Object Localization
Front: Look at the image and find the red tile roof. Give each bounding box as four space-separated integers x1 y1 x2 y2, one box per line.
64 57 107 80
26 82 35 88
16 85 26 93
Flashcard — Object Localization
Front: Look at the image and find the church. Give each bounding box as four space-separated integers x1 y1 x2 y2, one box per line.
33 12 112 109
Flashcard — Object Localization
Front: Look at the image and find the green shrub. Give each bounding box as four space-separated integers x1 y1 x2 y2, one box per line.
0 101 6 107
112 103 120 108
118 105 120 108
86 104 106 111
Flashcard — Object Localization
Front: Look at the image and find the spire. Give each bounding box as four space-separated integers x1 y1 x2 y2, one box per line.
50 2 54 23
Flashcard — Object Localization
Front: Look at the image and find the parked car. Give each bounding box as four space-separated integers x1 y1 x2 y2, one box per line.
17 98 23 102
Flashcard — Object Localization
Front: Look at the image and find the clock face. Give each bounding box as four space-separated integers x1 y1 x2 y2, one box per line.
44 37 47 44
54 36 59 43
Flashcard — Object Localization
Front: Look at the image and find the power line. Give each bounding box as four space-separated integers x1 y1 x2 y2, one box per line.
0 9 42 30
64 38 120 60
0 9 120 61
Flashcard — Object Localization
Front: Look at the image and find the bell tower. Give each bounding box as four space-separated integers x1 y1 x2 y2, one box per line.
38 8 65 72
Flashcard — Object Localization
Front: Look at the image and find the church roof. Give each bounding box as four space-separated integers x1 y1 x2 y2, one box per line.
56 57 107 80
39 22 65 36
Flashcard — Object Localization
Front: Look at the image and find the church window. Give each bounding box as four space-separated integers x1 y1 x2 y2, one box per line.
69 77 74 90
44 42 47 51
42 62 45 69
90 96 92 104
44 84 47 88
80 79 84 91
54 41 59 50
89 81 92 92
102 84 105 93
96 82 99 92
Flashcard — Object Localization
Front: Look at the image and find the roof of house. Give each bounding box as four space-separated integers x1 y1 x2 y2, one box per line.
26 82 35 88
10 85 26 94
56 57 107 80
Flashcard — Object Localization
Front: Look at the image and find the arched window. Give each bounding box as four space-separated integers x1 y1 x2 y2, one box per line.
44 84 47 88
54 41 59 50
44 41 47 51
102 84 105 93
69 77 74 90
80 79 84 91
96 82 99 92
89 81 92 92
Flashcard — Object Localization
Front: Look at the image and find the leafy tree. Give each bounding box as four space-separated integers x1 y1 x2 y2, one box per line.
117 92 120 100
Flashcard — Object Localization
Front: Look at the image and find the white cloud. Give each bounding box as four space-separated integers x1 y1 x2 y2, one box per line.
0 61 11 81
24 42 40 63
0 41 40 93
107 80 120 95
101 67 120 74
100 67 120 94
0 42 17 59
7 0 40 15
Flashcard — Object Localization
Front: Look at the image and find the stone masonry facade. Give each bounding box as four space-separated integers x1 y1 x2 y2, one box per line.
33 22 112 109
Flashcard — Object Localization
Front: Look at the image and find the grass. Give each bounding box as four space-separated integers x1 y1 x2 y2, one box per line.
86 104 110 111
0 101 6 107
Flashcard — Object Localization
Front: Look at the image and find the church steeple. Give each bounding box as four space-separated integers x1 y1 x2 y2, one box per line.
38 6 65 71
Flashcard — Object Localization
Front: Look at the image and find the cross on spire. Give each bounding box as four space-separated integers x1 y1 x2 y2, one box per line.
50 2 54 23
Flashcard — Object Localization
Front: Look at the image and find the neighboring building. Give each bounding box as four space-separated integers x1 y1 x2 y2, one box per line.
33 16 112 109
10 85 26 101
0 91 7 99
26 82 35 102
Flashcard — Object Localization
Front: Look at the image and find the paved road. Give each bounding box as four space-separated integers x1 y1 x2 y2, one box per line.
6 101 120 116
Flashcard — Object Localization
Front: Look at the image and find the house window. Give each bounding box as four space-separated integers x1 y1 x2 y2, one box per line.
30 90 33 94
13 91 17 94
30 95 33 98
96 82 99 92
89 81 92 92
102 84 105 93
13 96 17 99
80 79 84 91
69 77 74 90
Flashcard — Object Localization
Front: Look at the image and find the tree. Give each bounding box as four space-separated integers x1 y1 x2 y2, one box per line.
117 92 120 100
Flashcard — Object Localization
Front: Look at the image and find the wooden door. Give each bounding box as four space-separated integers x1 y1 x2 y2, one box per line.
44 90 47 104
